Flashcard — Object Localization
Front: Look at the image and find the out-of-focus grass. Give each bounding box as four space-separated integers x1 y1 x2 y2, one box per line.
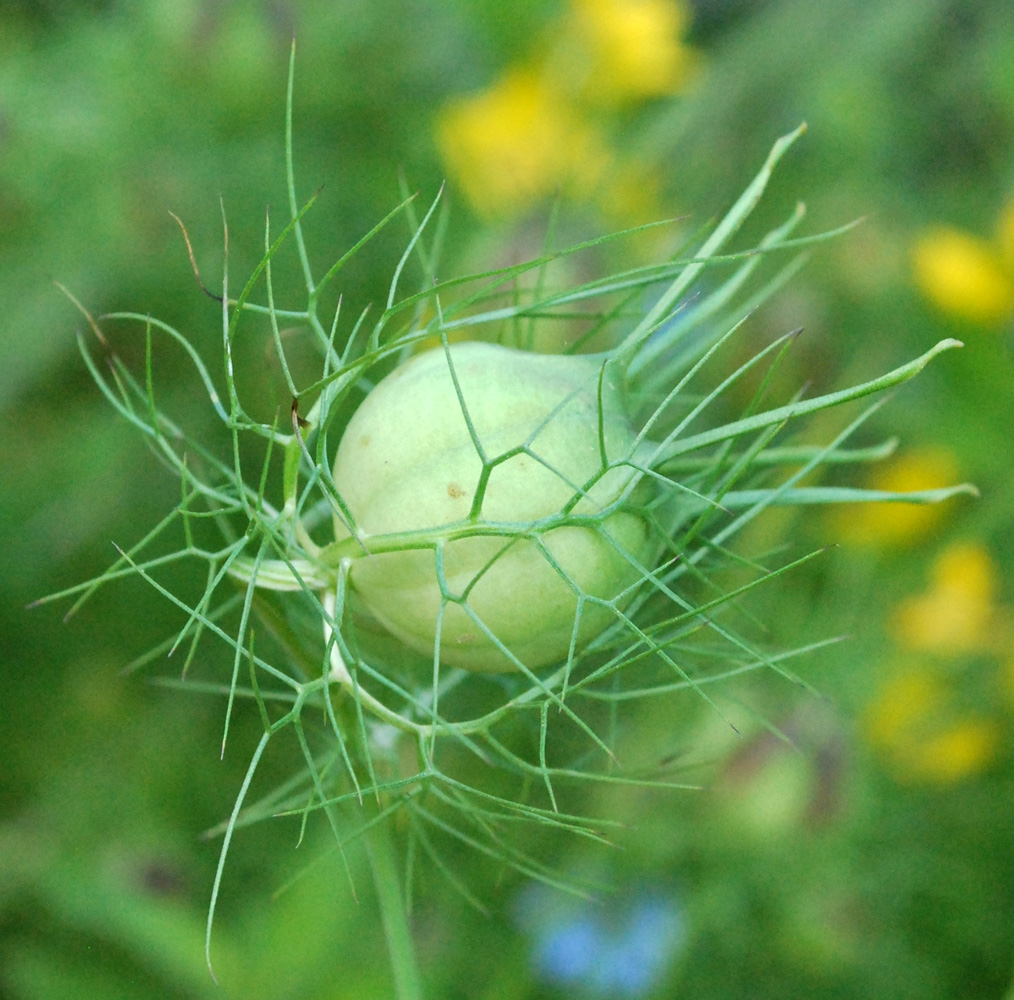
3 1 1013 998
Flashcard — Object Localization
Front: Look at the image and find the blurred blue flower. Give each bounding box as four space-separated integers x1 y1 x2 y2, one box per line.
517 881 686 997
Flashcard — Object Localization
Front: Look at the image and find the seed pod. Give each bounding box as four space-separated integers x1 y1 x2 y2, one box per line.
333 341 654 672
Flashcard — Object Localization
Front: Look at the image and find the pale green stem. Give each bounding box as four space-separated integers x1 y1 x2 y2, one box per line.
365 818 424 1000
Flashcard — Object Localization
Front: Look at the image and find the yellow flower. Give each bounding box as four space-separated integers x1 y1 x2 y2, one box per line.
864 668 999 784
913 720 999 783
436 69 609 218
864 534 1010 785
891 541 996 655
912 202 1014 324
435 1 699 220
829 446 959 548
567 0 697 103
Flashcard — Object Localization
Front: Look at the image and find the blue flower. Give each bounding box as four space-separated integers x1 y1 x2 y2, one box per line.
518 882 687 997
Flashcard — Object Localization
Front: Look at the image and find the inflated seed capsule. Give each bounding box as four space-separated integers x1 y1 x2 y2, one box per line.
332 342 654 673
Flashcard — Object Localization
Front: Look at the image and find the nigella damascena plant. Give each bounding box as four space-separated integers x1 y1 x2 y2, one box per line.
330 341 652 673
47 95 973 983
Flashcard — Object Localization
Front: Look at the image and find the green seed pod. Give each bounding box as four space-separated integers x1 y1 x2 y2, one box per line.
333 341 654 673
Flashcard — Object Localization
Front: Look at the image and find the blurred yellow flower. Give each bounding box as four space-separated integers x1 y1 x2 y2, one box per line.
891 541 996 655
912 202 1014 324
864 669 999 784
829 446 959 548
907 719 999 783
864 538 1010 785
436 69 609 218
568 0 697 103
436 0 698 220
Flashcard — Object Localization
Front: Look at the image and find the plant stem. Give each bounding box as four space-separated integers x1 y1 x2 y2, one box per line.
365 816 423 1000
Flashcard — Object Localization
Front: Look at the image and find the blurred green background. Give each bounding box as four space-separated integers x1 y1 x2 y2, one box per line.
2 1 1013 997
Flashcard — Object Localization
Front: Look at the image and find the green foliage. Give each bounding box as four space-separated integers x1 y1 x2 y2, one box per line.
36 54 973 990
4 2 1013 999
